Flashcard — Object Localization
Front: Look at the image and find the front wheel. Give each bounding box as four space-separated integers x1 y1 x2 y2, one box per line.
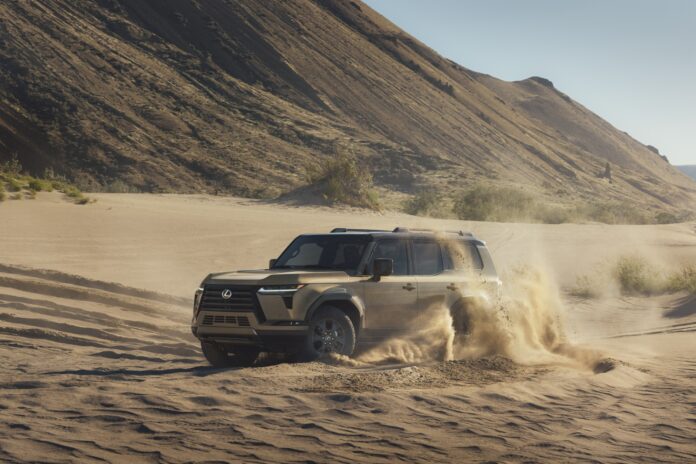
201 341 259 368
299 306 356 361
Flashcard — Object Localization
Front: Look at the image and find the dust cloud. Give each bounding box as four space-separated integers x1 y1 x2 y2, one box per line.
354 266 605 371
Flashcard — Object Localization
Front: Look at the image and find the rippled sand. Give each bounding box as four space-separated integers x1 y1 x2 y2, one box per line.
1 193 694 463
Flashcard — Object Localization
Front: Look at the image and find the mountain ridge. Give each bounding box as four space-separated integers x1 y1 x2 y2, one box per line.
0 0 694 213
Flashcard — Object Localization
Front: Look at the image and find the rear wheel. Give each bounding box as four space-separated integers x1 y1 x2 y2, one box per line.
299 306 356 360
201 341 259 368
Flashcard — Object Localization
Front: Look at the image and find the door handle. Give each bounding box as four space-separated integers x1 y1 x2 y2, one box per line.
446 284 459 291
402 283 416 291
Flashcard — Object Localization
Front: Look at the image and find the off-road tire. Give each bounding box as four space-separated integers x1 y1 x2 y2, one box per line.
201 341 259 367
299 306 356 361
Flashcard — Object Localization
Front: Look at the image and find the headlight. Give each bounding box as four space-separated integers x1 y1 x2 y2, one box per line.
193 287 204 315
257 284 306 295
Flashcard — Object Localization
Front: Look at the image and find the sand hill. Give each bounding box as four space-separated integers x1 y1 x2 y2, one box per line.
0 0 694 214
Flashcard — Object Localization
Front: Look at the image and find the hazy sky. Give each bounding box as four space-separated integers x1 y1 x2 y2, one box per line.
364 0 695 165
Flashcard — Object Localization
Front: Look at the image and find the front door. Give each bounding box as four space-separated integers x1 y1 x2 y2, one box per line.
362 239 418 339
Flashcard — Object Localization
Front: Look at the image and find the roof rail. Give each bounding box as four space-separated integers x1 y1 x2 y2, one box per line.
392 227 474 237
330 228 389 233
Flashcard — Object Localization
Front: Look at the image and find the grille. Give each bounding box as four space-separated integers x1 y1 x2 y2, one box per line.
199 285 258 312
201 314 251 327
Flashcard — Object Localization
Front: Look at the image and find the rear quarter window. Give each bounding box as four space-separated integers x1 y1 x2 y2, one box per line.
442 240 483 271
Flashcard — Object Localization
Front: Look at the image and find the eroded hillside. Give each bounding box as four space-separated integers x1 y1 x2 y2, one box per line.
1 0 694 213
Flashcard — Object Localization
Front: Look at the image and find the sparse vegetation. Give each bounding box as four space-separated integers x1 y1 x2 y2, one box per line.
569 275 603 299
0 156 93 205
665 265 696 295
403 188 448 217
612 255 662 295
448 184 671 225
453 185 535 222
306 149 380 210
572 255 696 298
27 178 53 192
580 201 649 225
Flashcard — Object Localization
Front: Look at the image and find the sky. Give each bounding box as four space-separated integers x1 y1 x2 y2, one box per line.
364 0 695 165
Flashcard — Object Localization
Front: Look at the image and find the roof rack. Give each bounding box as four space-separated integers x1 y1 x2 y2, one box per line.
392 227 474 237
330 228 390 233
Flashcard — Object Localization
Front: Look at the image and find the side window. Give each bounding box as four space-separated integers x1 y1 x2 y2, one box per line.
442 240 483 271
371 240 409 275
412 240 443 275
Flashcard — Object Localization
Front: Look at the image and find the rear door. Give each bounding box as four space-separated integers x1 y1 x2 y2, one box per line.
362 238 418 337
411 239 447 313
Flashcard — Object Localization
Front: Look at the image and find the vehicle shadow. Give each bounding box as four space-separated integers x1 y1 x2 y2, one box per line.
663 294 696 319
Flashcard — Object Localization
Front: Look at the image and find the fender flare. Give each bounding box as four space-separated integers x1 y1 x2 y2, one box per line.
305 292 365 329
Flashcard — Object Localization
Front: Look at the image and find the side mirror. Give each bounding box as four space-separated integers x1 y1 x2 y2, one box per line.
269 258 277 269
372 258 393 280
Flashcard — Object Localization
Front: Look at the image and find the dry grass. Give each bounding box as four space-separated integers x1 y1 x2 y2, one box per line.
612 255 662 295
665 265 696 294
0 157 93 205
572 255 696 298
306 150 380 210
453 185 535 222
403 188 450 217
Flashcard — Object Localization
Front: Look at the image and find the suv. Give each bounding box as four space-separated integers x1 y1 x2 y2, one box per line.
191 227 501 367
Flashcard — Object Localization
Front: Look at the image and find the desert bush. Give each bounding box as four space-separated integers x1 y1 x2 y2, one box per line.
655 212 679 224
582 201 649 225
403 188 446 217
0 182 5 202
453 185 535 222
569 274 604 298
8 178 23 192
105 179 139 193
1 153 22 176
27 178 53 192
665 265 696 295
612 255 662 295
536 205 574 224
306 151 380 210
25 189 37 199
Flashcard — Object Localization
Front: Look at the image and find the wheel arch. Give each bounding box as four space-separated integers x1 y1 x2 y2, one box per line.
305 293 364 335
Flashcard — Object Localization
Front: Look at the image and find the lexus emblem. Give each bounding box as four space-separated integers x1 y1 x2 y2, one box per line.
221 289 233 300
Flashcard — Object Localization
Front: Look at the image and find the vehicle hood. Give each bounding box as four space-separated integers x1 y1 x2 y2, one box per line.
203 268 355 285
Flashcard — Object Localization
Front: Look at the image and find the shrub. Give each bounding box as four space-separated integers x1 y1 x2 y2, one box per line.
453 184 534 222
1 153 22 176
536 205 574 224
403 188 446 217
63 186 83 198
569 275 602 298
582 201 649 225
306 150 380 210
666 265 696 295
655 212 679 224
8 178 23 192
106 179 139 193
612 255 662 295
0 183 5 202
27 178 53 192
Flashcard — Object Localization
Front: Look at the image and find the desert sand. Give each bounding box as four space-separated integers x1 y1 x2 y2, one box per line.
1 193 695 463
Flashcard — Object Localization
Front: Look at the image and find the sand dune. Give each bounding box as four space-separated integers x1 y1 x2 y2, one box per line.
1 193 695 463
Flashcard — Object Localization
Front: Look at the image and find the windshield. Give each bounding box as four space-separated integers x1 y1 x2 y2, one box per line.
273 235 371 274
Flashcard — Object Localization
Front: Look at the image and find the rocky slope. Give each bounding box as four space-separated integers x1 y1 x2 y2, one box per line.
1 0 694 212
677 165 696 182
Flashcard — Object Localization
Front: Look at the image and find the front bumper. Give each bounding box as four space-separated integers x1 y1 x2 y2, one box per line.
192 310 308 352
